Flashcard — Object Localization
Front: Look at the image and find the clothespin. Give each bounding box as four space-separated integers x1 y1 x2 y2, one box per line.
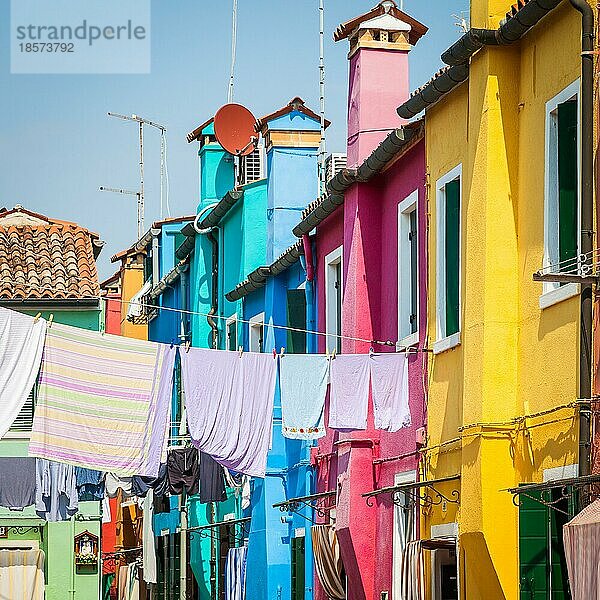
272 348 277 360
238 345 243 358
279 347 285 358
185 340 191 353
47 314 54 328
331 348 337 360
369 346 374 357
33 312 42 323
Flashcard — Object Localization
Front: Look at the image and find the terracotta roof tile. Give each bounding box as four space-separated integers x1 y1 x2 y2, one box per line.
0 220 101 300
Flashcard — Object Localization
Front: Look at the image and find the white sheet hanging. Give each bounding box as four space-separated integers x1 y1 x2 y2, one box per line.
0 307 46 439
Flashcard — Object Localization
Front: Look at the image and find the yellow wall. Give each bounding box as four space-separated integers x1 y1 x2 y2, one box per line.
424 3 587 598
119 258 148 340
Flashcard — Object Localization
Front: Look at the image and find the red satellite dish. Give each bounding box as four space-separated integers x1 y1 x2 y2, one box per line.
214 103 258 157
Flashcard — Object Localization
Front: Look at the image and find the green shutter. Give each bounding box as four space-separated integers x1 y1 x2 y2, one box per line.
519 491 549 600
409 209 418 334
291 536 306 600
287 289 307 354
444 179 460 337
519 489 573 600
557 100 578 265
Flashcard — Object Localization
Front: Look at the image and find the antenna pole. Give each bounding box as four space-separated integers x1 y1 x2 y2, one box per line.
107 112 167 238
139 120 144 238
318 0 326 195
228 0 238 103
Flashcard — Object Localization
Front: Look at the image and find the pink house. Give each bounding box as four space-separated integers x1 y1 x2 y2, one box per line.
292 2 428 598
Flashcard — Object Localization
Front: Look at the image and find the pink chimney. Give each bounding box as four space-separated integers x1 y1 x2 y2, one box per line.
334 0 428 166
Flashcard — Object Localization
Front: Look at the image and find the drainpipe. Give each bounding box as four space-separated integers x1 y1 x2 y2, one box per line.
569 0 594 479
304 466 315 600
301 235 317 354
206 230 219 349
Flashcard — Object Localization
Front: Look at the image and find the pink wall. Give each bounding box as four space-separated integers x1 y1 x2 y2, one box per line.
347 49 409 166
313 139 426 600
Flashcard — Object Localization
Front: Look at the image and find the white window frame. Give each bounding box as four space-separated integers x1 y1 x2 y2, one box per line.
541 79 581 308
325 246 343 353
249 312 265 353
226 313 238 351
434 165 462 354
392 470 417 600
398 191 419 349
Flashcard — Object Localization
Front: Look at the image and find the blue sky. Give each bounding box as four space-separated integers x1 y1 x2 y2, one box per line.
0 0 468 279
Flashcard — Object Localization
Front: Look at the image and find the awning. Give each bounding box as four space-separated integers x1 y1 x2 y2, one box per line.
362 475 460 509
564 498 600 600
273 491 336 524
187 517 251 544
506 474 600 514
126 280 152 319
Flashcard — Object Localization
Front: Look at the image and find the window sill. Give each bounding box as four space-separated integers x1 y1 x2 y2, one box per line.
539 283 580 310
3 431 32 440
396 332 419 351
433 332 461 355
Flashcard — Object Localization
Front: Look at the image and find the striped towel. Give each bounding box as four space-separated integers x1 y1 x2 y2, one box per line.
29 323 175 477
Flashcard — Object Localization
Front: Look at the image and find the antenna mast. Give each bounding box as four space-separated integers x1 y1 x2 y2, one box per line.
318 0 326 195
228 0 238 102
107 112 168 236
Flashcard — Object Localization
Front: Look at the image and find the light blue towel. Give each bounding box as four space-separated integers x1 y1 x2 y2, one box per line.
280 354 329 440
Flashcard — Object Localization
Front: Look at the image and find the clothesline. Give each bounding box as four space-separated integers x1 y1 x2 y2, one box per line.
102 295 430 352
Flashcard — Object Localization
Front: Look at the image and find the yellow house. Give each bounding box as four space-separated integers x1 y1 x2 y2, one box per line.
396 0 596 597
104 245 148 340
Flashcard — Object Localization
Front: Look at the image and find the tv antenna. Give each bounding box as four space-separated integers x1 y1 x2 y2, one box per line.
452 12 469 33
98 186 142 237
106 112 169 239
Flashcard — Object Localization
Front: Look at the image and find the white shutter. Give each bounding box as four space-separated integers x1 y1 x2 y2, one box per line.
325 153 347 182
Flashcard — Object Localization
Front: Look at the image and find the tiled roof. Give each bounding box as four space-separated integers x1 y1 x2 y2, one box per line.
334 0 428 45
0 206 101 300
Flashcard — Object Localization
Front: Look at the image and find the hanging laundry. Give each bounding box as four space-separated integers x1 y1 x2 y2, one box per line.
35 459 78 522
105 474 133 499
0 457 36 510
75 467 105 501
181 348 277 477
0 548 45 600
0 307 46 439
328 354 370 430
370 353 411 432
225 546 248 600
132 463 168 498
167 447 200 496
280 354 329 439
198 451 227 504
224 471 251 510
142 489 157 584
29 323 175 477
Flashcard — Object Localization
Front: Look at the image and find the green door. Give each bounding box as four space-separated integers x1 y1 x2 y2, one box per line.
291 536 305 600
519 489 573 600
286 289 307 354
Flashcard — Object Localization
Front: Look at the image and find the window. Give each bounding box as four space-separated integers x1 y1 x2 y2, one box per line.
392 471 416 599
435 165 462 353
325 246 343 354
226 314 238 352
8 385 36 435
286 289 307 354
249 313 265 353
542 80 580 304
398 191 419 347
